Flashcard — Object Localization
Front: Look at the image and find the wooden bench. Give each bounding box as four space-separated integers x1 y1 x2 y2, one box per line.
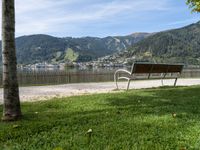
114 63 184 90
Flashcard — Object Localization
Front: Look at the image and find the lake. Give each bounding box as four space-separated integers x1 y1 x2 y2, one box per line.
0 67 199 86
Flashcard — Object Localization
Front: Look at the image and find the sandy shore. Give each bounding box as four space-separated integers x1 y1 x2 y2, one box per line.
0 78 200 103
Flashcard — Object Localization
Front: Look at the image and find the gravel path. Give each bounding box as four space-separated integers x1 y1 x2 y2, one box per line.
0 78 200 103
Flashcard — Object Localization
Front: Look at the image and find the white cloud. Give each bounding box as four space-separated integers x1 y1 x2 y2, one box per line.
167 18 200 26
0 0 197 37
15 0 169 36
15 0 77 14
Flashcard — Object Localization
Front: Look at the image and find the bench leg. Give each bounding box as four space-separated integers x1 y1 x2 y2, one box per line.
114 73 119 89
161 79 164 86
127 79 131 90
161 73 167 86
174 78 178 86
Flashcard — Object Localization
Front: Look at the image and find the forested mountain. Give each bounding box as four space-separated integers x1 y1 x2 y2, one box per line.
0 33 150 64
16 35 66 64
2 21 200 65
118 21 200 65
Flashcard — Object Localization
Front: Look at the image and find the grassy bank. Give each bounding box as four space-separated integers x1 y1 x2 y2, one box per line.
1 86 200 149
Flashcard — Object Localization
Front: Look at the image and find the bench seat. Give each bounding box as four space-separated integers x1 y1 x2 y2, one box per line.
114 63 184 90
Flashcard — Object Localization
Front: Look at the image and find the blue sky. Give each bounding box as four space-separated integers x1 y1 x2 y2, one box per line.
1 0 200 37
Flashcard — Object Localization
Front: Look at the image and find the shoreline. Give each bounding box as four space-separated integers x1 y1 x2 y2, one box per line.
0 78 200 103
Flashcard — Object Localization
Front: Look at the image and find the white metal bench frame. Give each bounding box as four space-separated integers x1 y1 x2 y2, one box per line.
114 63 184 90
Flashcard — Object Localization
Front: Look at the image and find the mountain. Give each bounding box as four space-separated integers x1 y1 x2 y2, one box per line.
15 35 66 64
2 21 200 65
0 33 150 64
114 21 200 65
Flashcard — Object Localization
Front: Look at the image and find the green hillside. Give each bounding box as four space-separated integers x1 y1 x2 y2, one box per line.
2 20 200 66
0 33 150 64
64 48 79 62
126 21 200 65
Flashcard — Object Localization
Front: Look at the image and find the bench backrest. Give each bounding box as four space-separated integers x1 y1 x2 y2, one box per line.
131 63 184 74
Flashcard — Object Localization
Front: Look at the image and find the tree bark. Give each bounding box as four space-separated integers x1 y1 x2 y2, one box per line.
2 0 22 121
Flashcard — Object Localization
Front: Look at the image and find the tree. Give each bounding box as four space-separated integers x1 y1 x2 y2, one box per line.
2 0 22 121
187 0 200 12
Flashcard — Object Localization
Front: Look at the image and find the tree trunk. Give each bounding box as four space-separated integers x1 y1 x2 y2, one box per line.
2 0 22 121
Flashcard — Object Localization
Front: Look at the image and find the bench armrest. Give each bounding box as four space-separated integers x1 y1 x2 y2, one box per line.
114 69 132 89
114 69 131 76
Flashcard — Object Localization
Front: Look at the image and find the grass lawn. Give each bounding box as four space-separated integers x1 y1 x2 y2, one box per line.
1 86 200 150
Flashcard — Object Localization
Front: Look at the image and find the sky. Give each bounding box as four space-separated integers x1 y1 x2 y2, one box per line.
0 0 200 38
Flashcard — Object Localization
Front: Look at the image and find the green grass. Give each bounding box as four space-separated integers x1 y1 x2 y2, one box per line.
1 86 200 149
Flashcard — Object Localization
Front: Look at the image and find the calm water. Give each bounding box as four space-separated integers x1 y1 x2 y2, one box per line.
0 67 199 86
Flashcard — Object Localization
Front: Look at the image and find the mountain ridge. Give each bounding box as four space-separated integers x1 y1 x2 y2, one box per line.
0 32 151 64
1 21 200 65
110 21 200 65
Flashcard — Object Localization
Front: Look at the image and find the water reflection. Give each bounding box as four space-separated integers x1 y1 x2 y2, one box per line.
16 67 119 86
0 67 199 86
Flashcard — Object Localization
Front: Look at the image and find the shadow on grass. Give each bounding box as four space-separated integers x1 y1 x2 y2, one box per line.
1 86 200 149
106 86 200 115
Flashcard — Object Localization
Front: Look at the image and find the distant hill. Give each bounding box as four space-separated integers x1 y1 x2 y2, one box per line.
0 33 150 64
15 35 66 64
2 21 200 65
117 21 200 65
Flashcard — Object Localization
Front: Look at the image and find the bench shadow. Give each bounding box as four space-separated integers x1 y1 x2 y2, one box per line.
106 86 200 116
1 86 200 149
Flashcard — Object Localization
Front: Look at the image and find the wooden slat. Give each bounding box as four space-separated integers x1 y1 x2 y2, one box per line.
168 65 183 73
151 64 168 73
132 64 153 74
132 63 183 74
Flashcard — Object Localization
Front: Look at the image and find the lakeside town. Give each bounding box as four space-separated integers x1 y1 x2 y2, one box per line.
17 51 131 70
18 61 125 70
